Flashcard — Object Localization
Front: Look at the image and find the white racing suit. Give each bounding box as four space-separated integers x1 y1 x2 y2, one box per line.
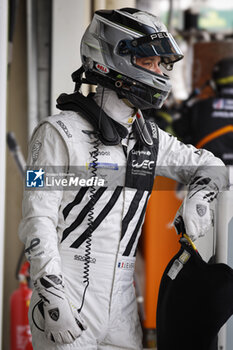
18 89 227 350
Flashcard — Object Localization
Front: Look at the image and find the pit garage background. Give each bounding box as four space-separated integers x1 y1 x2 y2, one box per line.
1 0 233 349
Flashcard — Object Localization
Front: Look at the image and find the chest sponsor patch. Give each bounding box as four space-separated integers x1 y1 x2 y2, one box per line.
89 150 111 157
132 159 155 170
74 255 96 264
86 162 118 170
118 260 135 270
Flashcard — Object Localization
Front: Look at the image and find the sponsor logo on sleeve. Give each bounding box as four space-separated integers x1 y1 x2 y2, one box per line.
56 120 72 138
32 140 42 163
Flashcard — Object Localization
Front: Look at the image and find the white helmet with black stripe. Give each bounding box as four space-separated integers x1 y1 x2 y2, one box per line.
80 7 183 109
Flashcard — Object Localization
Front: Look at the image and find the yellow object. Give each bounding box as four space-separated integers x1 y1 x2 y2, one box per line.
216 75 233 85
183 233 198 251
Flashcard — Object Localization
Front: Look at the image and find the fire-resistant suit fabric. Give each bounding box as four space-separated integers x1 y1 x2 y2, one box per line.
18 89 227 350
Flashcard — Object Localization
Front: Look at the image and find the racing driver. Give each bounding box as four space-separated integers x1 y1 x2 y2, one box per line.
18 7 228 350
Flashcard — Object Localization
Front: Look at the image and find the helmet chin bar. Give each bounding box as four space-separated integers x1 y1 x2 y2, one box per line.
123 92 162 110
72 57 169 110
84 69 168 110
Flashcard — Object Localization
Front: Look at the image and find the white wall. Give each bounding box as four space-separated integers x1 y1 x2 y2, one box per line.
0 0 8 345
51 0 136 114
51 0 91 114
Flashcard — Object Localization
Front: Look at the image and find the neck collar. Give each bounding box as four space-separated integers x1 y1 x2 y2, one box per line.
93 86 137 130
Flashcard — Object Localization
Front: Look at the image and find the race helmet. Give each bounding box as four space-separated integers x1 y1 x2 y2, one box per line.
212 57 233 90
80 8 183 109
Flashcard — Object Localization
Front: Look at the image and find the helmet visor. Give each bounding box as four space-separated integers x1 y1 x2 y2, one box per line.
118 32 183 70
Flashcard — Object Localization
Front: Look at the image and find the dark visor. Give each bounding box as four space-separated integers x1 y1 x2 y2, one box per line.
118 32 183 64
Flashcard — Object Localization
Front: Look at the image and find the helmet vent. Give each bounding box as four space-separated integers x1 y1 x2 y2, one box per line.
155 78 166 85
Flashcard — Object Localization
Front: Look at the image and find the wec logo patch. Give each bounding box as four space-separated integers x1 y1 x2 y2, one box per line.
132 160 155 170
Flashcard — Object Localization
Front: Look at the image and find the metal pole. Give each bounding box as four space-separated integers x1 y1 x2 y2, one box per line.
167 0 173 32
0 0 8 345
26 0 39 138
